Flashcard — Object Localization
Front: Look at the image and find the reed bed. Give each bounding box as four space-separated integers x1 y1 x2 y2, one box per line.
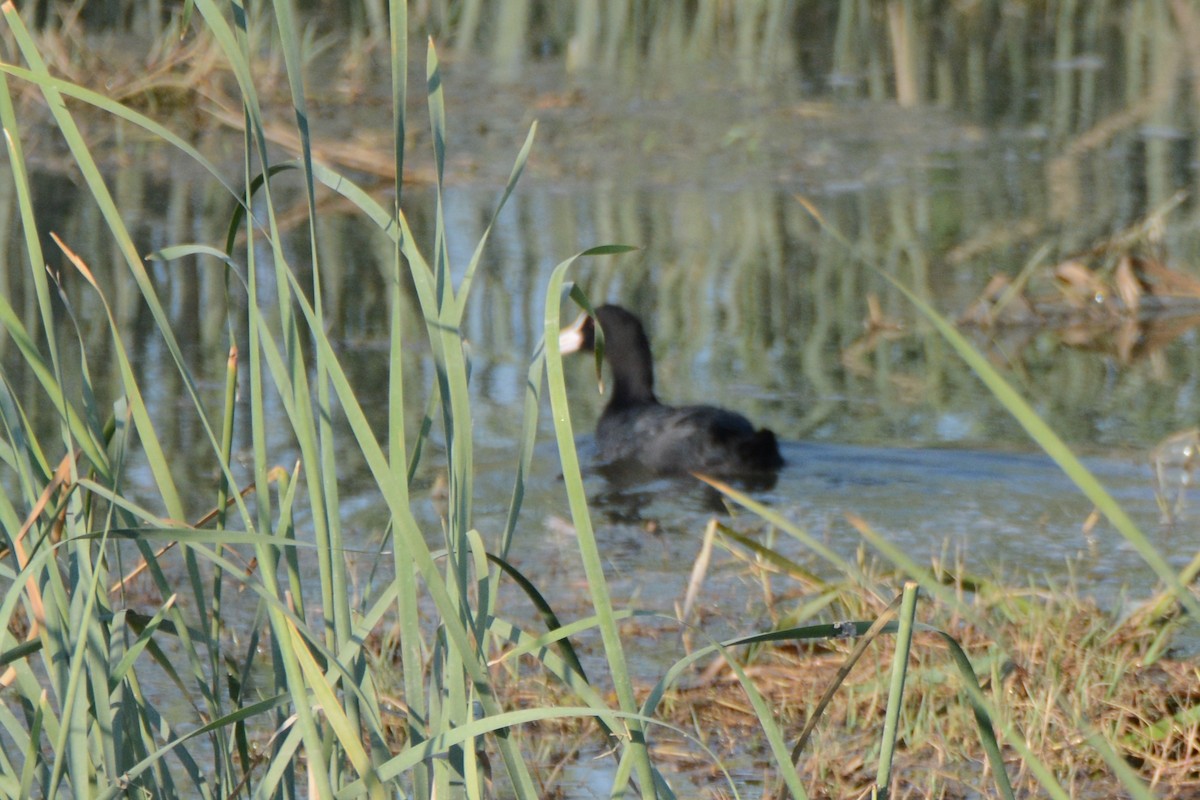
0 2 1196 799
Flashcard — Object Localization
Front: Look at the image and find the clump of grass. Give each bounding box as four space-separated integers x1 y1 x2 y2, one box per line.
748 575 1200 798
401 500 1195 799
0 1 653 797
425 537 1198 798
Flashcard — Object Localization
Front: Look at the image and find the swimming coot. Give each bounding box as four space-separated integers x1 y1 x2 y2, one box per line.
558 304 784 477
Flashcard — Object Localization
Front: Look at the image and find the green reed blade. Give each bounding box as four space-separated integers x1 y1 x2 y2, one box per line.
875 582 919 797
5 2 228 521
0 374 53 517
0 62 240 200
281 0 363 763
214 0 359 774
542 245 656 799
265 236 545 797
499 340 546 561
283 615 378 789
108 598 177 685
451 122 539 323
486 552 594 681
16 693 43 799
87 693 291 800
0 70 107 480
335 704 723 798
390 0 407 206
717 643 807 800
384 8 424 791
696 475 887 602
715 522 829 587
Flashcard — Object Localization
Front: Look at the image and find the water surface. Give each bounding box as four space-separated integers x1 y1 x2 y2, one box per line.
4 68 1197 620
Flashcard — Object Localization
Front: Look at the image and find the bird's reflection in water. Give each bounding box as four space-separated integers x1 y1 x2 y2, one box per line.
586 458 778 528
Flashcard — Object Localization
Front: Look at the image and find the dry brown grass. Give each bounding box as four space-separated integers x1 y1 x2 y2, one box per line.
5 14 225 124
362 566 1200 798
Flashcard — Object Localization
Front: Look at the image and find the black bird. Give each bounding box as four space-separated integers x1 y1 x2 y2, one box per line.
558 304 784 478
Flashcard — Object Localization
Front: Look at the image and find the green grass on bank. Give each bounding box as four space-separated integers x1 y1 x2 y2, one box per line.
0 2 1196 799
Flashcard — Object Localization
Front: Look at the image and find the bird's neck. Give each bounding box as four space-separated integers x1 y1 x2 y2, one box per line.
609 358 657 407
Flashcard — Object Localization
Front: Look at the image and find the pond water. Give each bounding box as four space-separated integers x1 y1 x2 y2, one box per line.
5 78 1197 646
7 97 1190 647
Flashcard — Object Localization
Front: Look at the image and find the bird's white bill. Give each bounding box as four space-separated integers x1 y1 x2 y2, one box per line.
558 312 589 354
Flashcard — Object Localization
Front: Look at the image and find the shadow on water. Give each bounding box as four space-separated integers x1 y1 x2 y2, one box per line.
591 471 774 522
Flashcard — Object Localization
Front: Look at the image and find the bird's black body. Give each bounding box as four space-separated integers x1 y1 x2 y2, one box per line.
559 304 783 477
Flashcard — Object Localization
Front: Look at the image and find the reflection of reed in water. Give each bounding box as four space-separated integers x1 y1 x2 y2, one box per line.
9 2 1200 456
23 2 1200 137
10 147 1200 457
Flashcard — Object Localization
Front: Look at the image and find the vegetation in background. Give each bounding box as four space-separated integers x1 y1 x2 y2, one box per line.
9 1 1200 455
0 2 1197 799
21 0 1200 129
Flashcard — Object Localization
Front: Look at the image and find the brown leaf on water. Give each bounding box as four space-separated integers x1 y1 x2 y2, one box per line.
1053 260 1108 307
1114 318 1141 363
1133 256 1200 297
959 272 1037 327
1114 256 1142 314
841 294 906 377
864 293 904 334
958 274 1009 327
1058 322 1102 348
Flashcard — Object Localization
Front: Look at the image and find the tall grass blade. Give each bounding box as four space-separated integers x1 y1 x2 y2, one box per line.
339 706 684 792
499 342 546 561
542 246 657 798
0 62 239 197
0 50 111 480
6 1 204 521
874 582 919 796
423 47 470 797
714 522 828 587
696 475 887 603
255 237 541 796
711 640 808 800
384 8 425 792
451 122 539 323
283 1 367 776
192 3 342 793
